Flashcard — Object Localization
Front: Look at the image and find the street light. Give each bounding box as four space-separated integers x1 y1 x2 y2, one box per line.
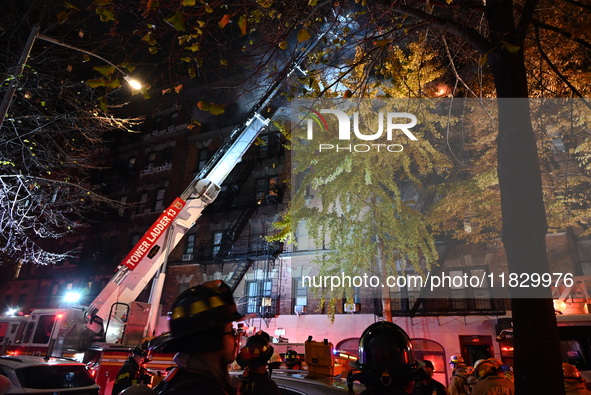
36 33 143 90
0 24 143 129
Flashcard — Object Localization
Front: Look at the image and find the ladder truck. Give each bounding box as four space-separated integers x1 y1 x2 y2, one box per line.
0 37 321 393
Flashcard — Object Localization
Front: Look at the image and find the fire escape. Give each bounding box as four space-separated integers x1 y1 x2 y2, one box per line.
208 137 285 323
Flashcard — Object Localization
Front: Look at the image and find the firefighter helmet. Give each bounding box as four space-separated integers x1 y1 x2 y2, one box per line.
563 363 583 381
351 321 425 378
133 337 152 357
269 352 283 364
236 330 274 368
449 354 464 366
154 280 245 353
474 358 502 379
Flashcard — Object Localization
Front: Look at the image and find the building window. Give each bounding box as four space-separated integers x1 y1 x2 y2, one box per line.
136 192 148 215
293 277 308 308
185 235 196 255
258 132 281 159
162 147 172 165
170 111 179 126
246 279 272 315
213 231 223 257
249 226 263 252
255 176 279 201
154 188 165 212
147 152 156 168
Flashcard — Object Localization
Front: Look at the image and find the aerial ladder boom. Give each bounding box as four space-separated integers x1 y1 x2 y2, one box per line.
85 40 321 336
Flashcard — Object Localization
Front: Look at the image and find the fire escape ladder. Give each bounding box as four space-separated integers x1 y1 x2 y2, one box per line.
214 204 259 266
228 258 255 292
212 157 259 211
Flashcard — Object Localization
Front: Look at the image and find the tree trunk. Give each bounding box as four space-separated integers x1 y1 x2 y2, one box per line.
377 239 393 321
486 1 564 393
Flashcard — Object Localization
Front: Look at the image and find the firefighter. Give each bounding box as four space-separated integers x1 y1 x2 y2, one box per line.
236 330 281 395
448 355 464 373
412 360 449 395
471 358 514 395
347 321 428 394
562 362 591 395
151 280 244 395
112 340 152 395
284 348 301 370
447 359 469 395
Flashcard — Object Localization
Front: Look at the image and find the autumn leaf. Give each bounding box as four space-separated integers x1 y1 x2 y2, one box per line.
63 2 79 9
478 53 488 66
204 3 213 13
93 65 116 76
96 7 115 22
104 78 122 89
163 85 183 95
165 10 186 31
197 101 226 115
146 0 160 9
343 89 353 98
57 11 69 24
218 14 232 28
181 0 195 5
238 15 247 36
99 96 107 112
85 78 106 88
185 44 200 52
93 0 111 6
142 33 156 46
297 29 311 42
278 41 288 50
501 41 520 54
374 39 392 48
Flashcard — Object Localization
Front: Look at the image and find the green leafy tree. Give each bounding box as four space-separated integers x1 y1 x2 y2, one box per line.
288 42 454 321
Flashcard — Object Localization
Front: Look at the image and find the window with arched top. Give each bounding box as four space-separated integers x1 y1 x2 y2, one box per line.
411 338 448 385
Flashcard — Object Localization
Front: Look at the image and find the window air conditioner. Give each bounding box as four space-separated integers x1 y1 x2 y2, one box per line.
344 303 360 313
294 305 307 314
181 254 193 262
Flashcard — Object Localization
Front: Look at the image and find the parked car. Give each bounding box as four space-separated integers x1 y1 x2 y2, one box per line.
0 355 99 395
231 369 365 395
